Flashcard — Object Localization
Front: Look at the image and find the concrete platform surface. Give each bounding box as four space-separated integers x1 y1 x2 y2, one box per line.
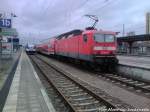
2 52 56 112
0 51 21 89
118 55 150 69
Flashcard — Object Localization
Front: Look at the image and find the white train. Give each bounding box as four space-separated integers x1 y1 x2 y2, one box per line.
25 44 36 54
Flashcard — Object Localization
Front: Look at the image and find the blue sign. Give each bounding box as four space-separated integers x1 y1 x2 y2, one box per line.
8 38 19 42
0 19 11 28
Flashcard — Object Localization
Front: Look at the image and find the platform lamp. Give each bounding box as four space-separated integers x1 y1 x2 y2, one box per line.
10 13 17 55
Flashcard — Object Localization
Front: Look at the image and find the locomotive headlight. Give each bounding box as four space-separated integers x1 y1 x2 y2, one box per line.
107 46 116 50
93 46 116 50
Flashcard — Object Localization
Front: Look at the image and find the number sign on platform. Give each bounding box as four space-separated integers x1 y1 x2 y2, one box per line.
0 19 11 28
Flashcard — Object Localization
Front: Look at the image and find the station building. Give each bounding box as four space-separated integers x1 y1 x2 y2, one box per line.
117 12 150 55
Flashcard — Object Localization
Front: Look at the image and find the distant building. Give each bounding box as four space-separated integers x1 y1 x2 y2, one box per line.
145 12 150 54
146 12 150 34
117 13 150 55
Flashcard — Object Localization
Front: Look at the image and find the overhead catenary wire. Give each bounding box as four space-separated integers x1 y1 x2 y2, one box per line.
70 0 121 28
88 0 120 15
39 0 120 30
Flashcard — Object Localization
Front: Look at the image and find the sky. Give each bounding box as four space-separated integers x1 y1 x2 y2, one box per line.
0 0 150 44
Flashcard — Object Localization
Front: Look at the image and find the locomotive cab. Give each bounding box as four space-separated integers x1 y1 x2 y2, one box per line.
92 31 118 67
93 33 116 56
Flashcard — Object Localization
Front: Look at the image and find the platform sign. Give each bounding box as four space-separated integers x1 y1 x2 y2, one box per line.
0 19 11 28
0 28 18 36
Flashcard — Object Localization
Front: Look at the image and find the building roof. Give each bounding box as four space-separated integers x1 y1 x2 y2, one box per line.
117 34 150 42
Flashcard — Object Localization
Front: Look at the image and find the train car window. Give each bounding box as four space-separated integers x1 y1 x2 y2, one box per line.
83 34 88 42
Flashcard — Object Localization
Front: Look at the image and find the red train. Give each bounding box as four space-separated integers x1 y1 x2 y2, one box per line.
36 27 118 71
36 38 55 55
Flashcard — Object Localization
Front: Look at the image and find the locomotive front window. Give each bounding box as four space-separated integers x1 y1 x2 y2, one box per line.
105 34 115 42
94 34 115 42
94 34 105 42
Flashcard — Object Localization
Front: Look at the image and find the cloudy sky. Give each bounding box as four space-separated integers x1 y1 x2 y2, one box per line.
0 0 150 44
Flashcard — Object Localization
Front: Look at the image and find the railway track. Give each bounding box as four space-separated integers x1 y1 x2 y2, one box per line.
44 54 150 97
98 73 150 96
29 55 133 112
42 54 150 97
31 59 71 112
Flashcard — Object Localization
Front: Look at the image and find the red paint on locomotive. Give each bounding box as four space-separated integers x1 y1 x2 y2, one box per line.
36 28 118 66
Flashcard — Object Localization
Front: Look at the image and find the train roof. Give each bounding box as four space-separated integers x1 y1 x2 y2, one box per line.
56 29 83 39
83 30 116 35
55 28 116 40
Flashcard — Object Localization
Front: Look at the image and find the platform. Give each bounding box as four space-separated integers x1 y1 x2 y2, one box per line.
117 55 150 69
2 51 56 112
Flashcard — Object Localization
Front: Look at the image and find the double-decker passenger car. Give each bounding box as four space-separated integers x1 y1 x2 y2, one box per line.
36 38 56 55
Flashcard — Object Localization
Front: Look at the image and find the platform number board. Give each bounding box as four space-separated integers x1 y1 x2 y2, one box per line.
0 19 11 28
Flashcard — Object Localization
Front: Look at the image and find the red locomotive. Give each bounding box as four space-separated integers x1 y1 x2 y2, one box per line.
36 27 118 71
